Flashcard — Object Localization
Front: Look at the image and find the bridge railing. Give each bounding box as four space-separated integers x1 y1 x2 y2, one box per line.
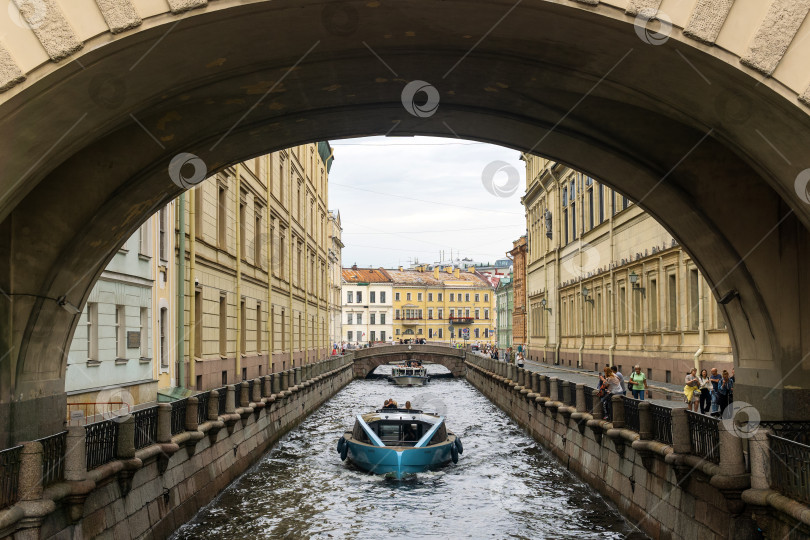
685 410 720 464
768 434 810 506
649 403 673 445
134 406 159 450
0 445 22 510
85 418 120 470
37 430 67 486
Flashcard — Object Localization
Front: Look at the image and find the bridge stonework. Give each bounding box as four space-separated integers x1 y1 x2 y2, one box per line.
351 345 467 379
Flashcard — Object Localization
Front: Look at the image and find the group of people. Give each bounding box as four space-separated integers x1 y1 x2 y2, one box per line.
382 399 412 410
684 367 734 416
597 365 644 420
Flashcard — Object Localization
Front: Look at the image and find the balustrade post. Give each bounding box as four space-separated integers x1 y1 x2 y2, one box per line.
64 425 87 482
749 427 772 490
562 381 571 405
262 376 271 397
533 373 541 394
208 390 220 421
280 372 289 391
592 390 603 418
611 395 625 428
272 373 281 394
185 397 199 432
287 369 294 388
18 441 44 501
225 385 236 414
528 372 536 393
117 415 136 459
240 382 250 407
576 384 586 412
549 378 559 401
157 403 172 443
670 408 691 454
638 401 652 440
718 419 746 476
539 375 548 397
252 379 261 402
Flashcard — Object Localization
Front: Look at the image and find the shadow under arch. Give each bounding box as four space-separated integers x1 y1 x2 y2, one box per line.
1 0 809 443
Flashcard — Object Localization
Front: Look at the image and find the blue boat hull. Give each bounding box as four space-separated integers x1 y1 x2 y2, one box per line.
344 436 455 479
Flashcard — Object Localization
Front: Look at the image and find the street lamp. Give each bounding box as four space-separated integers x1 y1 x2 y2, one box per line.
540 298 552 313
582 286 594 304
629 270 646 298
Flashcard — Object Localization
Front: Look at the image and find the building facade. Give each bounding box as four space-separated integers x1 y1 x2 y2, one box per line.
522 157 733 381
496 274 513 349
508 236 527 350
327 210 344 346
388 266 495 344
178 142 334 391
341 266 394 345
66 210 168 415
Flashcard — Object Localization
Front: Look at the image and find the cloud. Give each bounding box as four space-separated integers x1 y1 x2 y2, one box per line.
328 136 526 267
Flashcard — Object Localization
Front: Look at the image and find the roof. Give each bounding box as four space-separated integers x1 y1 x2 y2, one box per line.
385 268 493 288
342 267 393 283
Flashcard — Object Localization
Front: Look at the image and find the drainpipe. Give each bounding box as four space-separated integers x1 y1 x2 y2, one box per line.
694 275 705 371
608 194 616 368
176 193 186 389
189 187 197 388
235 164 242 380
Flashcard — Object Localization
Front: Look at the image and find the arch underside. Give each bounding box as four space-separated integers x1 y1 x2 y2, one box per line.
0 0 809 444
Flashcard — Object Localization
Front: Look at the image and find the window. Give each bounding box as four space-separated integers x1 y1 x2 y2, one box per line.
428 293 433 302
254 212 262 264
571 201 577 240
370 291 376 303
195 289 202 358
428 308 433 319
484 294 488 302
396 329 400 335
417 328 422 335
222 370 228 385
563 208 569 244
195 186 203 238
588 188 594 231
465 308 470 318
688 268 699 331
438 293 443 301
370 331 376 342
281 308 286 351
115 305 125 359
475 308 480 319
159 206 168 260
619 286 627 332
159 307 168 367
356 291 362 303
380 291 386 303
219 294 227 355
357 314 362 325
395 292 400 301
474 328 480 338
667 273 678 331
218 185 227 249
465 293 470 302
450 308 455 318
86 303 98 362
484 329 488 338
475 294 480 302
347 313 353 324
450 293 454 302
347 291 353 303
438 328 443 338
484 308 489 319
381 331 386 341
406 293 411 301
649 279 659 331
139 221 150 257
598 184 605 224
417 293 423 301
371 313 376 325
196 375 202 391
347 330 353 341
256 303 262 353
380 314 386 325
428 328 433 338
240 299 246 353
140 307 148 358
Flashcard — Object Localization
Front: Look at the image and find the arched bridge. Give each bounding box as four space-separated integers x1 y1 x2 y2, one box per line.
351 345 466 378
0 0 809 445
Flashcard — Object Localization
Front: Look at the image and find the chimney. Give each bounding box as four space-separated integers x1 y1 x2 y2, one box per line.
433 267 439 279
454 268 460 278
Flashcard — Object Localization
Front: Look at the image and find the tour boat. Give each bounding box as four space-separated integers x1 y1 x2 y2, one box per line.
389 365 430 386
337 408 463 479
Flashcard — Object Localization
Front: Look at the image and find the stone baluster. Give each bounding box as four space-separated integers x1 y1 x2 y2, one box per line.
225 385 236 414
611 395 625 428
670 408 691 454
18 441 44 501
185 396 199 432
208 390 220 421
529 372 536 393
157 403 172 443
591 390 603 419
272 373 281 394
287 369 294 389
561 381 571 405
539 375 548 397
549 378 559 401
280 372 289 391
718 418 746 477
64 425 87 482
240 381 250 407
252 379 262 402
262 376 271 397
749 427 772 490
638 401 652 440
576 384 586 413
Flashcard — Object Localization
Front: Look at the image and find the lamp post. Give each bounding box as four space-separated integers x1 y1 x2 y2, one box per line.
629 271 646 298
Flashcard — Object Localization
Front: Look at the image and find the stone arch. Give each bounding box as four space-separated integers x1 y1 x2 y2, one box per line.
351 345 466 378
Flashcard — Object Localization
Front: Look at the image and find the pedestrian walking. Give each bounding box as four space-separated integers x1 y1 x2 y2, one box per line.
629 365 647 400
698 369 712 414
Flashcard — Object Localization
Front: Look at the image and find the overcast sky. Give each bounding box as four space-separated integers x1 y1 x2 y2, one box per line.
327 136 527 269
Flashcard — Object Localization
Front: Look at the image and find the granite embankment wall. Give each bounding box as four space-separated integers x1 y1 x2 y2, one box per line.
1 356 354 540
464 355 760 540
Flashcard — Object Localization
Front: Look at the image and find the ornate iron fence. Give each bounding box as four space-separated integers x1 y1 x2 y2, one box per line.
85 419 119 470
769 434 810 506
196 392 210 425
133 406 158 449
0 445 22 509
687 410 720 463
565 383 577 407
583 386 595 413
216 387 227 416
37 431 67 486
622 397 640 432
650 404 673 445
246 379 254 403
170 399 188 435
759 421 810 445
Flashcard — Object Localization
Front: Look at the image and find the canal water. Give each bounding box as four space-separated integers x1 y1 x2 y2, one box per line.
173 365 646 539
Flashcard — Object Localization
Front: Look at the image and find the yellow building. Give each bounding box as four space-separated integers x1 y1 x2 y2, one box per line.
177 142 334 391
388 266 495 344
522 156 732 382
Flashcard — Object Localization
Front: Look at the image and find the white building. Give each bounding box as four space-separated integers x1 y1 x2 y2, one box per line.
341 266 394 345
328 210 344 347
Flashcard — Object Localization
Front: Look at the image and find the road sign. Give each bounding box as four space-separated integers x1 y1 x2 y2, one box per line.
462 328 470 339
448 324 454 332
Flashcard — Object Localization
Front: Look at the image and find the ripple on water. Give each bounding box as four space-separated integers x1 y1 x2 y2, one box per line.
172 374 647 540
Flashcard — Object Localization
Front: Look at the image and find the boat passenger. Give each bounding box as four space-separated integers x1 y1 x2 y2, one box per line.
383 399 398 409
404 401 412 410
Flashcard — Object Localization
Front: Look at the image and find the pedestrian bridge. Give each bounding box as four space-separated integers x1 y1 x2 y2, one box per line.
350 344 466 378
0 0 809 459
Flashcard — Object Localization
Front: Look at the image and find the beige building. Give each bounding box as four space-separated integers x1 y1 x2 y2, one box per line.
328 210 344 346
178 142 334 390
522 157 732 382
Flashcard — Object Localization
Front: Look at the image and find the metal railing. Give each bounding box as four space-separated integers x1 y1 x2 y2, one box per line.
583 386 595 413
196 392 210 425
623 397 640 432
247 379 254 402
769 434 810 506
543 377 551 397
650 404 673 445
687 410 720 463
37 431 67 486
170 399 188 435
566 384 577 407
759 421 810 445
0 445 22 510
216 387 227 415
85 419 119 470
133 406 158 449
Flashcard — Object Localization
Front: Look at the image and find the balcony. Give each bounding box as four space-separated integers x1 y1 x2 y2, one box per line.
449 316 474 324
398 317 423 326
